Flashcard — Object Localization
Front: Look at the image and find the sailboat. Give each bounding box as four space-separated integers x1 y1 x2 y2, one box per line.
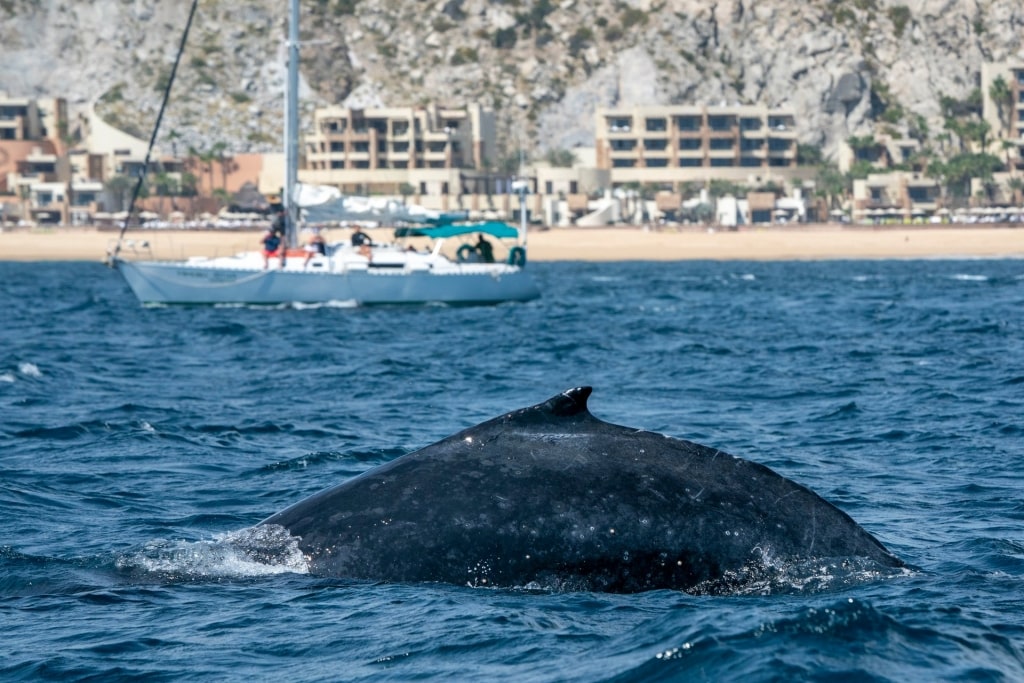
110 0 539 306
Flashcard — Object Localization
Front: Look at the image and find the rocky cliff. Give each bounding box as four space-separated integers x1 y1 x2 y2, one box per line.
2 0 1022 164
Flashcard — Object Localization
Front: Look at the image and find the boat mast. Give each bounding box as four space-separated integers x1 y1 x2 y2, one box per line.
284 0 300 248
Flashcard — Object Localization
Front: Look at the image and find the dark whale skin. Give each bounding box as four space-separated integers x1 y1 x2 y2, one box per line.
260 387 903 593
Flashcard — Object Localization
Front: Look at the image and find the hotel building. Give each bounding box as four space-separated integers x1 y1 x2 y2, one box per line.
594 104 801 189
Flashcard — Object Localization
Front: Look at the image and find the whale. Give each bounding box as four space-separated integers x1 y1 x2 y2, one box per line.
259 387 904 593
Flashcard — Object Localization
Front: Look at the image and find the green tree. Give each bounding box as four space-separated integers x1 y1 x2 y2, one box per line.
399 182 415 204
815 162 849 209
211 141 232 193
1007 176 1024 205
180 172 198 197
544 148 577 167
999 139 1016 171
103 174 134 212
929 153 1002 199
846 135 877 162
187 145 218 196
796 143 824 166
708 179 746 198
988 75 1013 137
960 119 992 153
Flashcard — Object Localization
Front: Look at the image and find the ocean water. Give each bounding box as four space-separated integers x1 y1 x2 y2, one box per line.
2 258 1023 681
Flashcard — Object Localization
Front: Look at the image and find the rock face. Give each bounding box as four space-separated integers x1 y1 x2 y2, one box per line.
2 0 1022 163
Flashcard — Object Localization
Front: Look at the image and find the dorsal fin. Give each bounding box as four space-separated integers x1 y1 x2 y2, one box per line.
542 386 593 417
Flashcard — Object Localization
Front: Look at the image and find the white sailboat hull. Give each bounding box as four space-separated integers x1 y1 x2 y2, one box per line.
115 252 540 305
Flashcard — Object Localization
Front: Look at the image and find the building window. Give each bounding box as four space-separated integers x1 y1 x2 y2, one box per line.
545 181 553 194
330 141 344 152
645 117 667 132
709 158 734 167
331 161 344 169
676 116 700 131
679 158 702 167
769 139 791 152
740 158 762 167
646 158 668 167
678 138 701 150
708 116 733 131
612 159 636 168
709 139 733 150
644 139 668 151
908 187 933 202
610 139 636 151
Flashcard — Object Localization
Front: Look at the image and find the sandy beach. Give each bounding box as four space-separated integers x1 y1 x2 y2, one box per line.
2 224 1023 261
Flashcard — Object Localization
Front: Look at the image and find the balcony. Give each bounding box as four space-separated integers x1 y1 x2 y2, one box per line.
605 117 633 133
707 147 736 159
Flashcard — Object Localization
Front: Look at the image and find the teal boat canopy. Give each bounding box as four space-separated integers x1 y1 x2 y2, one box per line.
397 221 520 240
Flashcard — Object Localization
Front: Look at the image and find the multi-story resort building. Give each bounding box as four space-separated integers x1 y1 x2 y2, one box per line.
594 104 801 188
303 104 494 196
300 102 557 219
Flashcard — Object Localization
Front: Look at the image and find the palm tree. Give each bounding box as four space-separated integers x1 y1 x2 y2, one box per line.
1000 139 1016 173
188 145 217 197
814 162 848 210
988 75 1013 138
211 141 235 195
1007 177 1024 206
104 174 135 212
399 182 415 205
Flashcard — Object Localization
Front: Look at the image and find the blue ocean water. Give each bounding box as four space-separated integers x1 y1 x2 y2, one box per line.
2 257 1023 681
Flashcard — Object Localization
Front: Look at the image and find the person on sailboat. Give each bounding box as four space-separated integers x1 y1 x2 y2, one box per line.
351 227 373 260
261 225 283 270
303 226 327 267
476 233 495 263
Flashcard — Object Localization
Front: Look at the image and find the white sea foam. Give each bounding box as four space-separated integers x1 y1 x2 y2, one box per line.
18 362 41 377
292 299 359 310
116 525 309 579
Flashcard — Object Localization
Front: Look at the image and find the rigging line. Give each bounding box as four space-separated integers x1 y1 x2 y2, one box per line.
107 0 200 266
